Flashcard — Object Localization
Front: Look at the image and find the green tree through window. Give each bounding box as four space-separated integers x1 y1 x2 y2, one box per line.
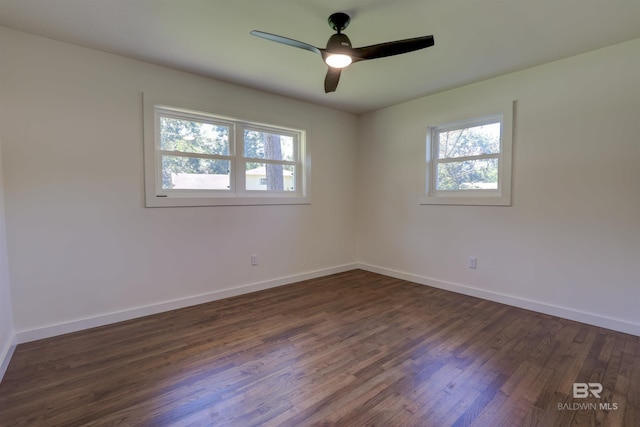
435 122 500 190
160 116 230 189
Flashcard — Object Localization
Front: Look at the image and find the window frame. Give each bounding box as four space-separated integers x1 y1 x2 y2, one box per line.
144 102 310 207
421 101 514 206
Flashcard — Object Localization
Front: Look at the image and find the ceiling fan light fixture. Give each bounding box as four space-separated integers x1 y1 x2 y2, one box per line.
325 53 352 68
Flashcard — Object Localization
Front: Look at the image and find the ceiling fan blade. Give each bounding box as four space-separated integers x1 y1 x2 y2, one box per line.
324 68 342 93
351 35 434 61
250 30 322 56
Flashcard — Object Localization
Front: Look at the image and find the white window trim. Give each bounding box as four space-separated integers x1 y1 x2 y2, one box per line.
143 97 310 207
421 101 514 206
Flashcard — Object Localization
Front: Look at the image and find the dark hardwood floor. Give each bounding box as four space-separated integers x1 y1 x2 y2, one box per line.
1 270 638 426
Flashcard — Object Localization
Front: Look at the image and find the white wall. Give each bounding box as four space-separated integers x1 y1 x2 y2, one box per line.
357 38 640 335
0 28 358 341
0 67 16 376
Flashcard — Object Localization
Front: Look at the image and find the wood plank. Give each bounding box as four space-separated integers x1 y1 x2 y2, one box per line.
1 269 638 426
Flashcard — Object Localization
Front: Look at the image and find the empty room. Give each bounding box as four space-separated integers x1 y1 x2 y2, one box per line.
0 0 639 425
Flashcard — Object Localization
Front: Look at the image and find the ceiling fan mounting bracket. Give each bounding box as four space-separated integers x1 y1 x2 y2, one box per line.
328 12 350 33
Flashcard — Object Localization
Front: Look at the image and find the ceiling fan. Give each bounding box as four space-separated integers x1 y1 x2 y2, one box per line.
251 12 435 93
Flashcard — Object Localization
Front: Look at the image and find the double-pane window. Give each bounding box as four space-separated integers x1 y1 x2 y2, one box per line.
422 102 513 206
145 105 308 207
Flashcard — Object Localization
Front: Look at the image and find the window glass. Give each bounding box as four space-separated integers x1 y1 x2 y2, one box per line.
161 156 230 190
244 129 295 161
160 116 229 156
245 163 296 192
437 122 500 159
436 158 498 190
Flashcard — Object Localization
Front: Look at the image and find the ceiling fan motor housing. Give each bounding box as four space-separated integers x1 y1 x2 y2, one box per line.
326 33 352 53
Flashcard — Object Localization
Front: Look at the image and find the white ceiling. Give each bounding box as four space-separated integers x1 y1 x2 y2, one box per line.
0 0 639 114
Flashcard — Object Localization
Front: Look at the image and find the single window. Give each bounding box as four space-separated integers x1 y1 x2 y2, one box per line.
158 113 234 192
144 104 309 207
422 102 513 206
243 127 297 192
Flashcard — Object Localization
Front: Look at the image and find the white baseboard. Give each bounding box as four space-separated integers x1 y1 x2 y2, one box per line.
0 334 16 383
12 261 639 345
358 263 640 337
15 263 358 344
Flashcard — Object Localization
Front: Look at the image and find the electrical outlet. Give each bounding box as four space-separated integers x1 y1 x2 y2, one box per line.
251 254 258 266
468 257 477 269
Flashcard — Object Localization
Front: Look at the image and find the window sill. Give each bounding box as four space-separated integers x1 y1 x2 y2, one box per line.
145 194 311 208
420 193 511 206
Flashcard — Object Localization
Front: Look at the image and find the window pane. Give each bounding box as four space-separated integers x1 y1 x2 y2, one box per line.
438 122 500 159
244 130 294 161
246 163 296 191
160 116 229 155
437 158 498 190
162 156 230 190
